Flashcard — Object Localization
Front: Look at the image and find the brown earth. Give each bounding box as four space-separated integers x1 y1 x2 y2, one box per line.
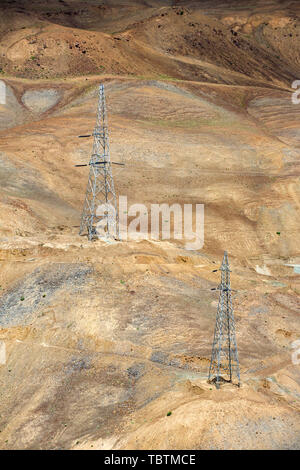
0 0 299 450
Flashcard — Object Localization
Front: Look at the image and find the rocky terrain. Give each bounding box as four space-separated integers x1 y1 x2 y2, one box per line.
0 0 299 450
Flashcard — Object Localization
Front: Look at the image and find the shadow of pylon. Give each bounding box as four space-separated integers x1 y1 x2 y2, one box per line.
208 376 240 389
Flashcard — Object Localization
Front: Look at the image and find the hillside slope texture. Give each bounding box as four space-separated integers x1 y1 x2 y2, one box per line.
0 0 299 450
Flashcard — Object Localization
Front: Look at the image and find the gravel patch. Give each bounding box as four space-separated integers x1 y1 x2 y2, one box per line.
0 263 92 327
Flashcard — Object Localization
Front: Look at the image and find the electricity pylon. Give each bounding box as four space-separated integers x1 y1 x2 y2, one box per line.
208 251 240 388
79 84 118 240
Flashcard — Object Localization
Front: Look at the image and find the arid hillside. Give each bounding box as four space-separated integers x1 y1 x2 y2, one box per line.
0 0 299 450
0 0 300 86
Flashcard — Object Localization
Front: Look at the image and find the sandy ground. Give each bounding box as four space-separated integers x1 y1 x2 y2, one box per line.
0 0 299 450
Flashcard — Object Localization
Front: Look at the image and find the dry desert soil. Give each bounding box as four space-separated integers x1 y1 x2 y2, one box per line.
0 0 299 450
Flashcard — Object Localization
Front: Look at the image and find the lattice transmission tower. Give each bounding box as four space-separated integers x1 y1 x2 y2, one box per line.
79 84 118 241
208 251 240 388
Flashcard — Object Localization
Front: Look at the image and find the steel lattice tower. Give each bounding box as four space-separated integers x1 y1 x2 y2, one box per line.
79 84 118 240
208 251 240 388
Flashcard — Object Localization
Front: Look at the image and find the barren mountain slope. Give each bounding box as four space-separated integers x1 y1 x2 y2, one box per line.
0 0 299 450
0 0 299 85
